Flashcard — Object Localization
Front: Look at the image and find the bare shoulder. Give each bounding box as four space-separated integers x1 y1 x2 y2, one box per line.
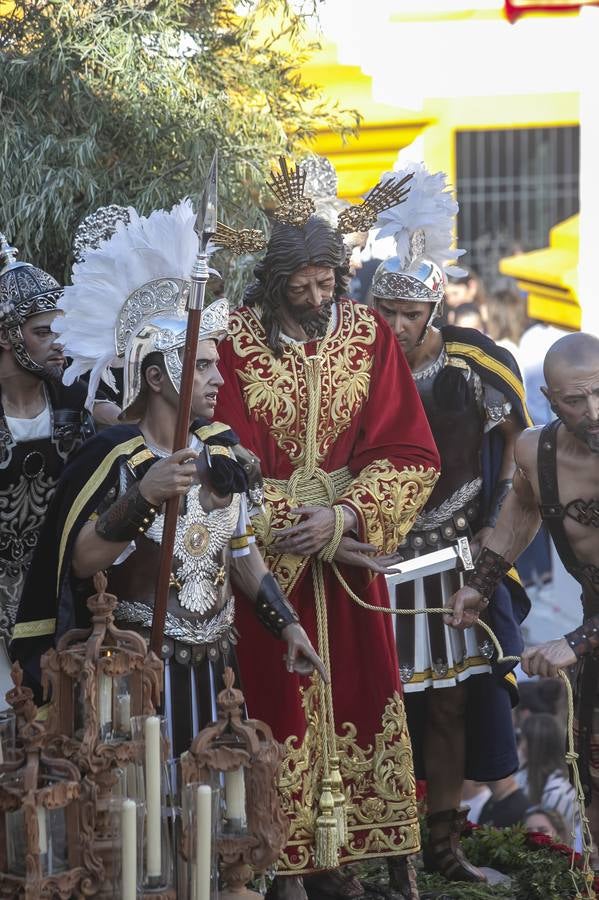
514 426 544 474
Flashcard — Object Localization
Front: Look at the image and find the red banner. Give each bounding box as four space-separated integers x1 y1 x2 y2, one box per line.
505 0 599 21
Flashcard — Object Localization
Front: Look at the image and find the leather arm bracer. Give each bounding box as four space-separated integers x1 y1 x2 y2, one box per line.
255 573 299 638
565 616 599 658
465 546 511 600
95 482 157 543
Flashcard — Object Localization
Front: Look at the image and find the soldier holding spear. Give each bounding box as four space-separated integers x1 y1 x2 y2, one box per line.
11 157 325 753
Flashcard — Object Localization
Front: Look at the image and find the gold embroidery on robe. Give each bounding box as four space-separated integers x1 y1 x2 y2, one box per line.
277 681 420 872
229 304 376 465
341 460 439 553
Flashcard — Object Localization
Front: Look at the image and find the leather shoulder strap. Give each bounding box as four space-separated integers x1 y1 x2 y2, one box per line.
537 419 581 577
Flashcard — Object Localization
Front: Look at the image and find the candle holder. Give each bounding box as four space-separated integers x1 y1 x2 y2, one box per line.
0 709 16 764
40 572 163 896
181 668 289 900
0 664 101 899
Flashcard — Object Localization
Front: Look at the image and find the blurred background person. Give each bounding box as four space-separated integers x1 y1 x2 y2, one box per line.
461 780 491 824
518 319 572 427
452 301 486 333
514 678 567 726
524 806 571 845
445 269 488 325
478 776 529 828
486 288 530 367
514 713 577 832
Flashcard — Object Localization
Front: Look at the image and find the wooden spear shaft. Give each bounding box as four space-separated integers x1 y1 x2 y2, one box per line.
150 151 218 658
149 305 203 657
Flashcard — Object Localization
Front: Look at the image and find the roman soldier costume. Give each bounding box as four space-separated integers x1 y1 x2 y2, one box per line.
11 200 295 755
0 235 94 644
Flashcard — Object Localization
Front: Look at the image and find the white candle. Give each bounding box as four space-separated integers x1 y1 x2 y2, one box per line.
117 693 131 735
224 767 246 826
37 805 47 855
196 785 212 900
98 672 113 731
144 716 162 879
121 799 137 900
191 864 198 900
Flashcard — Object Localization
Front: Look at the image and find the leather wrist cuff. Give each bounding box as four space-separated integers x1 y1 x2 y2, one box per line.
255 573 299 638
95 482 157 543
484 479 512 529
465 546 511 600
565 615 599 658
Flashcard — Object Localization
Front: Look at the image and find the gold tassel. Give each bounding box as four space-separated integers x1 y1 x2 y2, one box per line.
329 757 347 846
315 778 339 869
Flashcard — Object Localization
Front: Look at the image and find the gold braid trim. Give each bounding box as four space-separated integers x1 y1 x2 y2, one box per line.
340 461 439 553
194 421 231 441
12 617 56 640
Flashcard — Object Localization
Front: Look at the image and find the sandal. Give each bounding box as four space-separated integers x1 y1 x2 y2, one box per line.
422 808 486 883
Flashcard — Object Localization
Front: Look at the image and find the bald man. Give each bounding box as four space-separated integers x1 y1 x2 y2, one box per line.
445 332 599 840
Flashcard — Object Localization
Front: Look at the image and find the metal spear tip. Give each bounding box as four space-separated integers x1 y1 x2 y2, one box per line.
195 151 218 251
0 232 19 275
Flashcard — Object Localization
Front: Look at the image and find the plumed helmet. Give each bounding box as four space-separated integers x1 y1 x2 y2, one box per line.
370 162 466 316
56 199 229 417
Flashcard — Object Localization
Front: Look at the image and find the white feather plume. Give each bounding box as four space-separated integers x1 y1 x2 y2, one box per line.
56 199 199 409
372 162 467 276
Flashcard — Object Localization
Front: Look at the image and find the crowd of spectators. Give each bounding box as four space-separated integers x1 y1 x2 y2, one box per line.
461 679 580 849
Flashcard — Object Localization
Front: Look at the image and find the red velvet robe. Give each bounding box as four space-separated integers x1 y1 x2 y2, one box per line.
216 299 439 871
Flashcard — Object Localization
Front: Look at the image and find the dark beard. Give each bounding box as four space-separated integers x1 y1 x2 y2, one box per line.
43 363 65 382
286 299 333 340
572 421 599 454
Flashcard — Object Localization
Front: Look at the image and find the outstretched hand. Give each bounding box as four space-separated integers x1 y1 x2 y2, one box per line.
444 585 488 630
282 623 329 682
333 537 403 574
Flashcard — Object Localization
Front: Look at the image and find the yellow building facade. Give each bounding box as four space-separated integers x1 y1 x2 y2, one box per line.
303 2 581 327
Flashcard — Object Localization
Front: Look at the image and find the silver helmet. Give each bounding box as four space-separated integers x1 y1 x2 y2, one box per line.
0 233 63 374
370 162 466 339
372 232 445 305
56 199 229 416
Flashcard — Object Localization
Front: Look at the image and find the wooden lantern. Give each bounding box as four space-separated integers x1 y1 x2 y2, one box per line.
181 668 289 900
0 664 101 900
40 572 163 896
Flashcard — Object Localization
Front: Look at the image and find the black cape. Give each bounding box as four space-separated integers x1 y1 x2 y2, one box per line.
442 325 532 702
10 419 244 697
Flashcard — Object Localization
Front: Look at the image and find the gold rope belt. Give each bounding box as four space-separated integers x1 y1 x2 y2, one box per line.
269 466 353 507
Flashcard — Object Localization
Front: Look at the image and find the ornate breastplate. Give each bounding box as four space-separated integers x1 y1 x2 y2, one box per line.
414 353 485 511
0 404 92 636
146 487 241 614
